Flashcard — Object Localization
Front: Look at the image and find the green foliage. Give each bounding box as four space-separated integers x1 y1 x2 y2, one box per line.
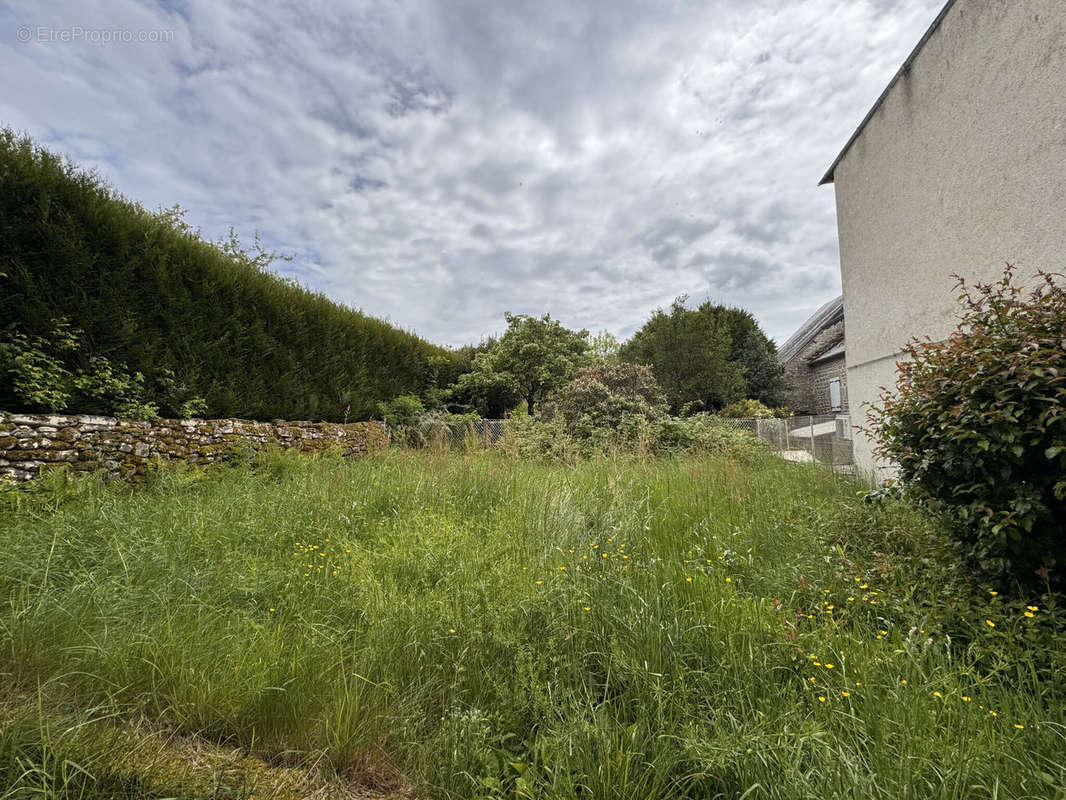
588 329 621 364
869 268 1066 587
541 362 667 433
459 313 589 415
377 394 426 429
719 306 787 407
719 398 791 418
621 299 785 414
0 317 175 419
0 129 446 421
2 451 1063 798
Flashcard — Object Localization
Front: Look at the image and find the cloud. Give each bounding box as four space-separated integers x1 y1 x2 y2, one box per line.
0 0 944 346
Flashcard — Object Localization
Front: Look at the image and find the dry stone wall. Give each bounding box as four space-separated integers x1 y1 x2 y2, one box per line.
0 412 389 482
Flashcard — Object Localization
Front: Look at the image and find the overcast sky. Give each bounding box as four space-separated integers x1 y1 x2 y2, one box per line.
1 0 944 347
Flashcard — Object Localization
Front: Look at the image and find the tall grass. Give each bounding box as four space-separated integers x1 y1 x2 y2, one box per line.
0 450 1063 798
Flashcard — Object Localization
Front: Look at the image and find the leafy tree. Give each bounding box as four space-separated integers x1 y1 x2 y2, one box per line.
461 314 589 416
868 268 1066 586
588 330 622 364
620 298 744 414
719 308 786 407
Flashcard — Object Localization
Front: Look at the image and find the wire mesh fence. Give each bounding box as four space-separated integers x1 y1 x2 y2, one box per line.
716 414 854 468
402 413 854 468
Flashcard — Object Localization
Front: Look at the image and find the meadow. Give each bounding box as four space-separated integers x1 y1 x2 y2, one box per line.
0 448 1063 799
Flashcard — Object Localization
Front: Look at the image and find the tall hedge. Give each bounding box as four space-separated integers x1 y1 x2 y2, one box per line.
0 130 452 421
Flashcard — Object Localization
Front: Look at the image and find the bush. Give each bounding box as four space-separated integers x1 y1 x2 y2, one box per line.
868 268 1066 586
541 363 667 432
718 398 791 419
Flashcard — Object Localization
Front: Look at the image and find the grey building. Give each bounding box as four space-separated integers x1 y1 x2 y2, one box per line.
820 0 1066 476
778 296 847 416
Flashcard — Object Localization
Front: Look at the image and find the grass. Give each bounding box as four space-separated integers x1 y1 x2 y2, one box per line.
0 448 1064 799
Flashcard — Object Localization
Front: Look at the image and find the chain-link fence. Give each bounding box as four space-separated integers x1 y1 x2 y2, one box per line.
717 414 854 468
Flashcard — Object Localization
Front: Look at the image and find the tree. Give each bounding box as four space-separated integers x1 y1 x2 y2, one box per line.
620 298 744 414
460 314 589 416
588 330 621 364
868 268 1066 586
718 308 786 407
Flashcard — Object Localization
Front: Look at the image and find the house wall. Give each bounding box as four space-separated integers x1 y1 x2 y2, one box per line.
830 0 1066 478
783 320 846 415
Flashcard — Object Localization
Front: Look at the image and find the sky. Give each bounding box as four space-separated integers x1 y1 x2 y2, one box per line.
0 0 944 348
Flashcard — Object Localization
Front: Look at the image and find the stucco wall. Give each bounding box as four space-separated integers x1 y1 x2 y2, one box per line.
830 0 1066 477
0 413 389 482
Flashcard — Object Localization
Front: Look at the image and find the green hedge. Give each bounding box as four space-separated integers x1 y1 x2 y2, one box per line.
0 130 452 421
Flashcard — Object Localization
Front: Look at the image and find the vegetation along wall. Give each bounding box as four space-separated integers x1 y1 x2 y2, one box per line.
0 412 389 482
0 130 457 422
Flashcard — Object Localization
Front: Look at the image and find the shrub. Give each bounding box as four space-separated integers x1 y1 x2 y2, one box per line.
377 395 426 429
718 398 790 419
868 268 1066 586
541 363 667 432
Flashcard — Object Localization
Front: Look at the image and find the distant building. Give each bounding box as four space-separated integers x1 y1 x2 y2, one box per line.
778 296 847 416
820 0 1066 476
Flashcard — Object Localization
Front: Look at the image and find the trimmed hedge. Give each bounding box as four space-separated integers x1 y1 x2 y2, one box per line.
0 130 453 421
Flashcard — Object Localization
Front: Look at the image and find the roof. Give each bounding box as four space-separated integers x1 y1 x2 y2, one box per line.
778 295 844 363
809 341 845 365
819 0 957 185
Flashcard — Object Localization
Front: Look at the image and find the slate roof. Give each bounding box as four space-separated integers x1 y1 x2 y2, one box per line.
778 295 844 363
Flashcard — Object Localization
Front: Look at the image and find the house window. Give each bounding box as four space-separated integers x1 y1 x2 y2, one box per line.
829 378 842 411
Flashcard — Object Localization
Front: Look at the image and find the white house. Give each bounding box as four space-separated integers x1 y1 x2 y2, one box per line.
821 0 1066 477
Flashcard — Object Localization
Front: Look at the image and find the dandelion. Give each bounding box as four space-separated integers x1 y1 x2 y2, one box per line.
725 577 732 583
855 681 862 687
985 619 995 628
962 696 971 702
1024 611 1034 618
808 677 816 683
449 628 456 634
900 679 907 685
535 580 543 585
841 691 850 697
685 577 693 583
269 607 275 612
989 590 998 596
1027 605 1039 611
1014 723 1024 729
989 710 998 717
584 606 591 611
559 566 566 571
826 605 834 611
933 691 943 698
602 553 607 559
847 596 855 602
825 664 835 669
860 584 868 589
818 696 826 703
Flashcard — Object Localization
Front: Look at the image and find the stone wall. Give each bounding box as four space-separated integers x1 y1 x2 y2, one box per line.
0 413 389 482
783 319 847 415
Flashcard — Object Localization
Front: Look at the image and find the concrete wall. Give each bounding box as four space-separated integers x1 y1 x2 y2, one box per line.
829 0 1066 477
0 413 389 482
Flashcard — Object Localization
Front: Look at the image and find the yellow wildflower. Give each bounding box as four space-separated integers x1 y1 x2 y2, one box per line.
841 691 850 697
818 696 826 703
986 619 995 627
